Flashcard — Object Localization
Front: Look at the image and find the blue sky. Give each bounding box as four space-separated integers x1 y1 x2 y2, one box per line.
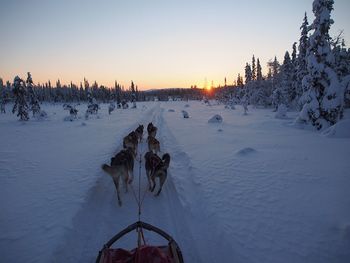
0 0 349 89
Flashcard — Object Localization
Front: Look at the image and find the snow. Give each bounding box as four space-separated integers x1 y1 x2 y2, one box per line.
1 101 350 263
322 119 350 138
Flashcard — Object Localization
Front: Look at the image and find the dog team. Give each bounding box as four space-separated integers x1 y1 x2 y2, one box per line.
102 122 171 206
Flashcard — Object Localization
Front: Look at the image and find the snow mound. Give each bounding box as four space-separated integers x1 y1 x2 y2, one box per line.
208 114 223 123
322 119 350 138
182 110 189 118
217 128 223 132
34 110 48 121
168 109 175 112
236 147 257 156
275 104 288 119
64 116 76 122
184 104 190 108
225 105 235 110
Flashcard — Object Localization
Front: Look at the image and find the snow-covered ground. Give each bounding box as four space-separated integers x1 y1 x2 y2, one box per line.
0 101 349 263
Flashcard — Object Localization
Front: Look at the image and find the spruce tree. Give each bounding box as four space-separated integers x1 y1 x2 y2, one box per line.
26 72 42 117
256 58 263 81
280 51 294 105
291 43 299 106
12 76 29 121
245 63 252 84
297 13 310 106
0 78 7 113
130 81 136 108
252 55 256 81
298 0 343 129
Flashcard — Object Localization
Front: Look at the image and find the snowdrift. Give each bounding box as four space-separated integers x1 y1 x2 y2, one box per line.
322 119 350 138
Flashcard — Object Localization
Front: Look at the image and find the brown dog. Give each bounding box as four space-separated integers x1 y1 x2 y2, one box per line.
123 131 138 156
135 124 144 142
147 122 157 138
144 151 162 191
148 136 160 154
150 153 170 196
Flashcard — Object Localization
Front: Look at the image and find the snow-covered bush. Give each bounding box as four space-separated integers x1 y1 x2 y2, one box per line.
85 88 99 119
108 102 115 115
241 95 249 115
122 100 129 109
275 104 288 119
63 104 78 121
182 110 189 118
208 114 223 123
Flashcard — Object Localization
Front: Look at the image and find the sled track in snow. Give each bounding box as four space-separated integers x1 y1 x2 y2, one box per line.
52 104 200 262
157 105 249 263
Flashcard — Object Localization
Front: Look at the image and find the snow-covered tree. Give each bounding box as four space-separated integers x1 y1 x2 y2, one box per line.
291 42 299 107
85 87 99 119
237 73 244 87
63 103 78 121
297 0 343 129
271 56 280 77
297 13 310 107
272 52 293 108
333 39 350 81
26 72 41 117
12 76 29 121
245 63 252 84
252 55 256 81
256 58 263 81
130 81 136 108
282 51 295 105
0 78 8 113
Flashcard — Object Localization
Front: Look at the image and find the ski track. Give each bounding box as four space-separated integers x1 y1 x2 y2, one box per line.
157 105 249 263
52 104 201 262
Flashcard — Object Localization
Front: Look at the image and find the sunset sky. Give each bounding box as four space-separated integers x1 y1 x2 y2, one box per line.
1 0 349 90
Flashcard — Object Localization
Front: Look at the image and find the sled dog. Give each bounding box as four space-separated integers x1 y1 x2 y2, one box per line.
147 122 157 138
144 151 162 191
135 124 144 142
101 148 135 206
150 153 171 196
148 136 160 154
123 131 138 156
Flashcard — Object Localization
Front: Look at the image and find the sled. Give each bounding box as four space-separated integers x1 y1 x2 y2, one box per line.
96 221 184 263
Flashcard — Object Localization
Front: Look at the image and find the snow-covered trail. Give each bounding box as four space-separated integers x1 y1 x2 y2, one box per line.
52 104 200 262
